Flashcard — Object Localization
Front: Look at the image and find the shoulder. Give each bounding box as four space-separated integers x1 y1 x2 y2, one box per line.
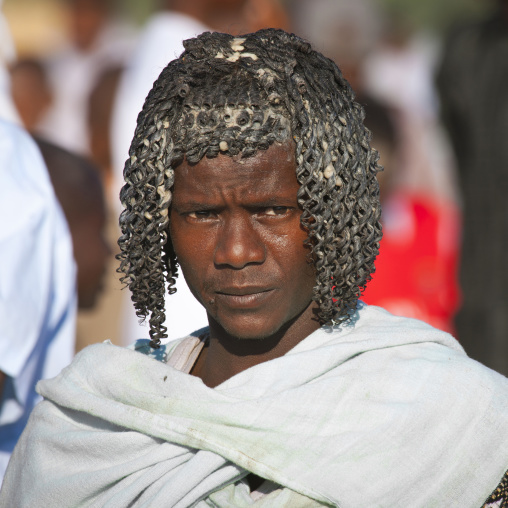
128 327 210 367
351 305 508 395
353 303 459 346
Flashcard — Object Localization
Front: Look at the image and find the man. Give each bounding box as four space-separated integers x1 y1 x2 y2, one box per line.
39 0 134 155
437 0 508 376
9 58 53 136
0 6 76 482
0 123 76 483
360 98 460 334
2 29 508 507
36 139 110 311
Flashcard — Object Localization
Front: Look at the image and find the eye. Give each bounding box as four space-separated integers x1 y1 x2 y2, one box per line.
264 206 289 216
187 210 215 219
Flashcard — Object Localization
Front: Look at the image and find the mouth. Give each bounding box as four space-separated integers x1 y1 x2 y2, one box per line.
217 286 274 296
215 287 276 308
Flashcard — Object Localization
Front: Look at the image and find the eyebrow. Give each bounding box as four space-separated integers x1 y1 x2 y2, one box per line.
172 196 297 210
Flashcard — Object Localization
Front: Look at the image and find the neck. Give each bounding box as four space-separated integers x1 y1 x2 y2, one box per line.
192 302 320 388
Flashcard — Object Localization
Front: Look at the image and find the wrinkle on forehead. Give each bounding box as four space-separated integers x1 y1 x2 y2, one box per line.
173 141 298 203
182 139 295 170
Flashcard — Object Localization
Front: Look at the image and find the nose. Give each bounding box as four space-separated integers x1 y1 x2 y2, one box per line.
214 213 265 269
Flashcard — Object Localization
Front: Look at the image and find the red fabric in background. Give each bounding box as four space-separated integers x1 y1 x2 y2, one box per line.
362 192 461 334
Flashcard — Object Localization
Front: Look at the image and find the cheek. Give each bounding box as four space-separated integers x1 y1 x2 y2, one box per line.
269 227 315 288
169 218 212 283
274 224 311 265
170 221 203 262
170 213 314 292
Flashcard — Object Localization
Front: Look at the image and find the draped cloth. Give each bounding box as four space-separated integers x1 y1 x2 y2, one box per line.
0 121 76 482
2 305 508 507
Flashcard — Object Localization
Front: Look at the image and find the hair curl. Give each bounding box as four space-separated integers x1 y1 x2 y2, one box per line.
118 28 382 348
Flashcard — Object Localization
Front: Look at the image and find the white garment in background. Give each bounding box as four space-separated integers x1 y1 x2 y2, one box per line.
362 37 460 204
38 23 134 155
111 11 209 345
0 121 77 482
2 305 508 507
0 0 19 126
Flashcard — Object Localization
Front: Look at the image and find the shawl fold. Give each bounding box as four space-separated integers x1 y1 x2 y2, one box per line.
2 304 508 507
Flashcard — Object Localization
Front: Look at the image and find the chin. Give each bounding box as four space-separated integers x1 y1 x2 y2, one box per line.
213 312 290 341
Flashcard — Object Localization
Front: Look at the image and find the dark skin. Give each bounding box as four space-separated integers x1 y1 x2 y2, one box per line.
37 139 111 310
170 141 319 491
10 60 52 133
169 141 320 388
68 0 109 52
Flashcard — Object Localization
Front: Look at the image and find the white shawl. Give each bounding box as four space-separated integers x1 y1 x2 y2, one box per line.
2 304 508 507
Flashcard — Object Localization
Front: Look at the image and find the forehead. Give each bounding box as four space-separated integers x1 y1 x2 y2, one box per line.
172 141 298 201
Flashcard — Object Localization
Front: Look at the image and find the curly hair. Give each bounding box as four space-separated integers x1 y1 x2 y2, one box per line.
118 28 382 348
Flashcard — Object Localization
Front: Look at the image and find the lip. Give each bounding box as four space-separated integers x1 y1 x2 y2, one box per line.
215 287 276 308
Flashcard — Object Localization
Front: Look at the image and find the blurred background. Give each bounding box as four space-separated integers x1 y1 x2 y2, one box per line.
3 0 507 375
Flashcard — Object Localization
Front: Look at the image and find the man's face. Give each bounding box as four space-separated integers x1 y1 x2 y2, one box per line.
169 141 316 340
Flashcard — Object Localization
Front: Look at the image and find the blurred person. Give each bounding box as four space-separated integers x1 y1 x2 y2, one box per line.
2 30 508 507
9 58 53 135
79 64 126 351
363 10 437 122
87 64 123 192
38 0 134 155
36 138 110 311
0 122 77 483
290 0 459 206
437 0 508 375
361 97 461 333
111 0 250 345
0 2 75 483
289 0 382 90
361 8 459 205
111 0 250 207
